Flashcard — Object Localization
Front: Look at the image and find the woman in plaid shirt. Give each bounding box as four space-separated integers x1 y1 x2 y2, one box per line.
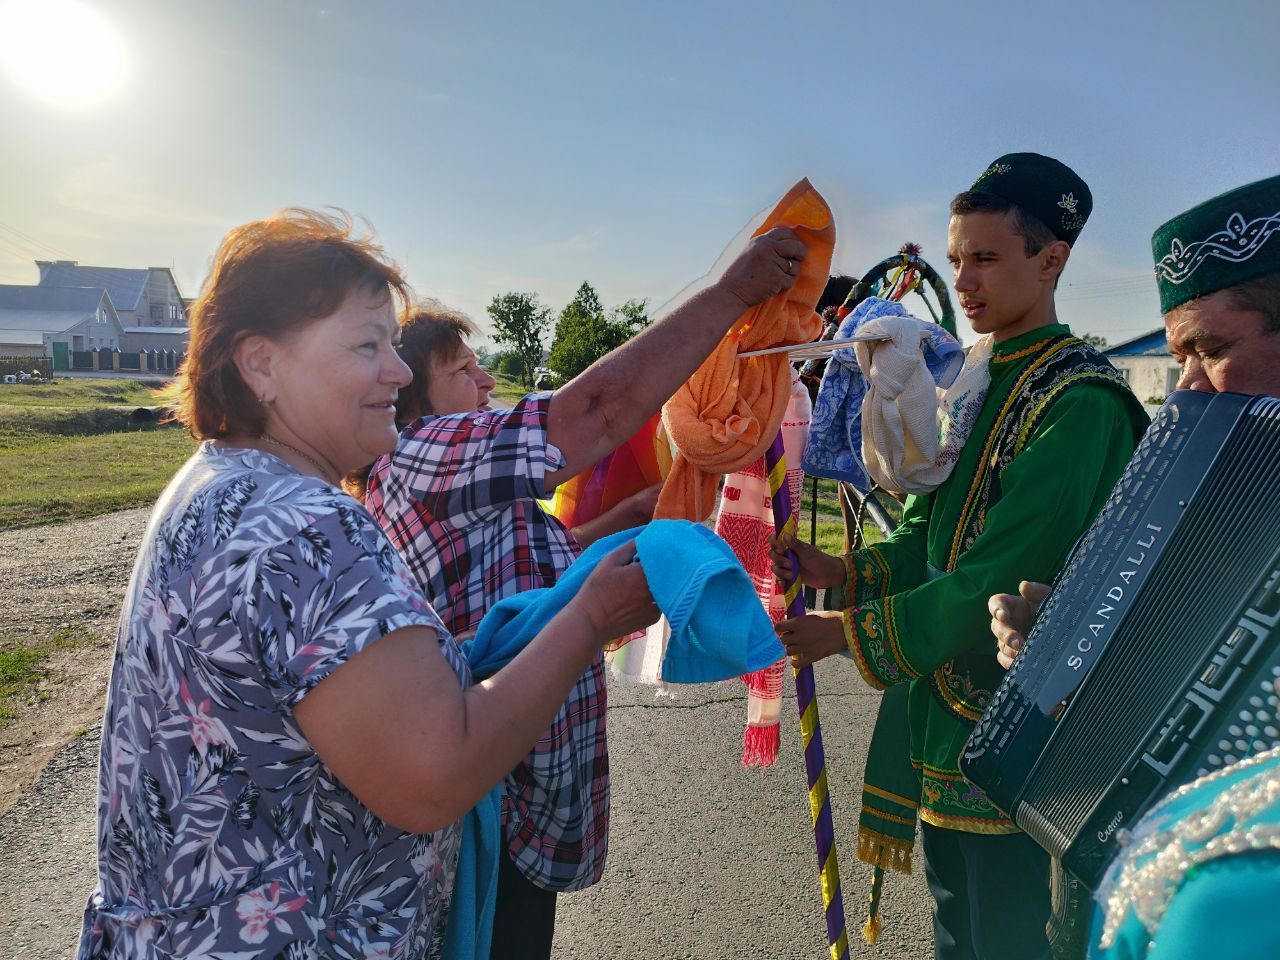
364 226 807 959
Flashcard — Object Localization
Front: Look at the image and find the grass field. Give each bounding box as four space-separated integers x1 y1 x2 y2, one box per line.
799 476 896 554
0 379 165 409
0 427 198 528
0 378 195 529
489 377 527 407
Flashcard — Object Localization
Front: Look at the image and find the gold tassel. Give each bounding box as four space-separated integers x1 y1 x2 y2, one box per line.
862 914 882 946
863 865 887 945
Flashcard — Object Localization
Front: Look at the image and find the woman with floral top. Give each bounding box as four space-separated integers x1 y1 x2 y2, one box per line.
76 208 658 960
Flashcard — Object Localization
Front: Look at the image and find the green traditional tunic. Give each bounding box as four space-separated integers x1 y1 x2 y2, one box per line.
834 323 1148 846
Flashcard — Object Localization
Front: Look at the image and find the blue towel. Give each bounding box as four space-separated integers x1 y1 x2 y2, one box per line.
438 786 501 960
442 519 782 958
802 297 963 489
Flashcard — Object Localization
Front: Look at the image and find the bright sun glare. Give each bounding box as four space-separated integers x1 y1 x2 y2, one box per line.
0 0 127 106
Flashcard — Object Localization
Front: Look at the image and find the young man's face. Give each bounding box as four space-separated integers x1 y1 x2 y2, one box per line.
1164 291 1280 397
947 211 1055 342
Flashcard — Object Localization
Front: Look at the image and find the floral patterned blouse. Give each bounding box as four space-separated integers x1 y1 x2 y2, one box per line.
77 443 469 959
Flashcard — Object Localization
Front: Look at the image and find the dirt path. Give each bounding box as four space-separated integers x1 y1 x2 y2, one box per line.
0 511 144 959
0 509 148 817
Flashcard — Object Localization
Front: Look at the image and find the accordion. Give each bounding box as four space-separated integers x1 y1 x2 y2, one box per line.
961 390 1280 888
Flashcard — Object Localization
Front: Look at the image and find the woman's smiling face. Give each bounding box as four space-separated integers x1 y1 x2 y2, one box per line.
425 342 497 415
264 285 414 476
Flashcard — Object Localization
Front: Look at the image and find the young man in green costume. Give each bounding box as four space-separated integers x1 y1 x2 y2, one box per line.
773 153 1148 959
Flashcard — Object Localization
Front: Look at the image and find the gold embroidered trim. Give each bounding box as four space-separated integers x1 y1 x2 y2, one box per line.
882 595 920 679
915 760 963 777
864 546 892 599
844 607 886 691
929 665 986 722
991 334 1058 364
863 806 917 828
863 783 921 810
1013 370 1130 455
918 808 1021 834
841 553 856 605
947 336 1076 570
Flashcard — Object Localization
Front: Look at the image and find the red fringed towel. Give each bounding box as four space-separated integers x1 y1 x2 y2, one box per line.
714 376 811 765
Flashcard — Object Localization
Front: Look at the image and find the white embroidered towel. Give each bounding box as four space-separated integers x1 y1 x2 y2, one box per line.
856 316 991 495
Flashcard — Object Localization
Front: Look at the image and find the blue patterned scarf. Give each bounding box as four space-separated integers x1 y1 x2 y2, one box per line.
802 298 963 489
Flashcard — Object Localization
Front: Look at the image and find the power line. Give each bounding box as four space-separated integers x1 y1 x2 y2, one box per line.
1061 271 1154 285
0 219 181 300
1060 278 1155 292
0 219 70 261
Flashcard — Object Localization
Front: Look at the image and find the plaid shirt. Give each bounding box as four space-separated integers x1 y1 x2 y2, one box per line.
366 393 609 892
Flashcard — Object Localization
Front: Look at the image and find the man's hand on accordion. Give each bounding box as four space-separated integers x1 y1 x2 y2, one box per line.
989 581 1050 669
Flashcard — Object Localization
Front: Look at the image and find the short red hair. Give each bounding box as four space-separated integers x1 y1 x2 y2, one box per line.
169 208 410 439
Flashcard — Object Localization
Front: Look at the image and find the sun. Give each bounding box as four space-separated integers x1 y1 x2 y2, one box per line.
0 0 127 107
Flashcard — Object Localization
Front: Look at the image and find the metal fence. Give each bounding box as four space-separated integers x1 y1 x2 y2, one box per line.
60 348 185 373
0 356 53 378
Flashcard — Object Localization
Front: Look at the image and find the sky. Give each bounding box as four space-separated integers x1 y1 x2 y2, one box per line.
0 0 1277 348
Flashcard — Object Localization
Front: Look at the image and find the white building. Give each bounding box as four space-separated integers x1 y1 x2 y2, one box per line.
1104 329 1179 415
35 260 188 352
0 285 124 357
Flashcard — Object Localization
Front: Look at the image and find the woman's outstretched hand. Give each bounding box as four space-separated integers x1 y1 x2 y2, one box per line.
570 541 661 642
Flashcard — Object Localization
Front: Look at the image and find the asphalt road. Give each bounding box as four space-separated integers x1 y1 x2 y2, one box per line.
0 663 933 959
559 668 933 959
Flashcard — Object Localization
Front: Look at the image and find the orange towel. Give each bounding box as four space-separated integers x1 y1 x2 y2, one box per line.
655 179 834 521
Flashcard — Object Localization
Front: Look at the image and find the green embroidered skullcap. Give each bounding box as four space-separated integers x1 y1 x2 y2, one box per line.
1152 174 1280 314
969 152 1092 246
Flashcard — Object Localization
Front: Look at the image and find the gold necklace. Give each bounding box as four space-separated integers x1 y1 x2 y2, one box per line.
261 434 338 485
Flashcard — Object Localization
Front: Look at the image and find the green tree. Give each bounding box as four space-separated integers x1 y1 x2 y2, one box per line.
492 350 524 381
546 286 652 384
546 282 609 383
1080 333 1109 350
611 298 651 339
487 292 552 390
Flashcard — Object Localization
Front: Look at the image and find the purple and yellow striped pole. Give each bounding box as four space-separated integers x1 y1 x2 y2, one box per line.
766 431 850 960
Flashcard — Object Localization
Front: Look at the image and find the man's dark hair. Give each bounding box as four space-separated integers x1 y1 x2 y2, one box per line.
817 274 856 313
1222 270 1280 334
950 191 1058 257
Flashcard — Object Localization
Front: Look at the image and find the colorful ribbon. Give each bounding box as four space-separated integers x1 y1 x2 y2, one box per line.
766 431 850 960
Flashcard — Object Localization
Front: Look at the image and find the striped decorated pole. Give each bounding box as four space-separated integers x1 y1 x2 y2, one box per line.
765 430 850 960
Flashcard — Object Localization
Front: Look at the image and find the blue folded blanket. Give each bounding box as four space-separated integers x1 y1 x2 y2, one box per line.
443 519 782 958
